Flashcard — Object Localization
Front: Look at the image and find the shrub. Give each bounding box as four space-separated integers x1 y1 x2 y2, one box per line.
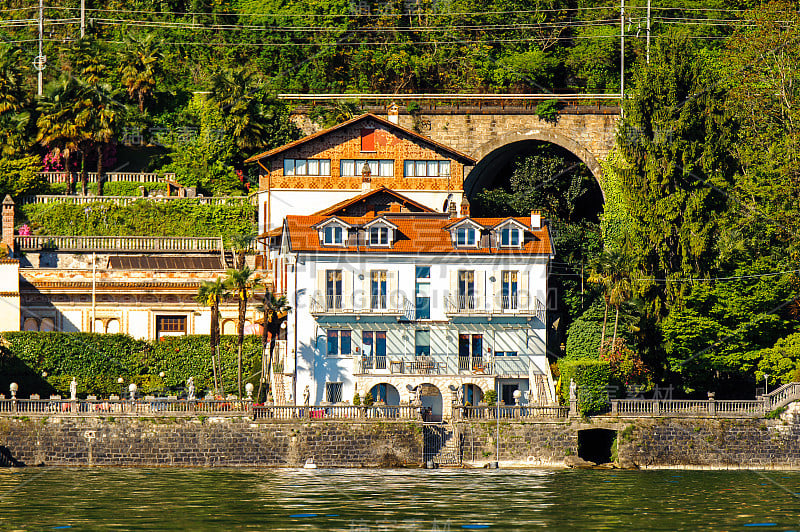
353 392 361 406
0 332 261 398
558 358 613 415
19 198 255 243
364 392 374 406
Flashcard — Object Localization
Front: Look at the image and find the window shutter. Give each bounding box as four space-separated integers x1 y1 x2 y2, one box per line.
520 270 530 309
492 271 502 311
475 270 485 310
449 270 458 308
387 270 398 310
361 128 375 151
343 270 354 310
316 269 325 303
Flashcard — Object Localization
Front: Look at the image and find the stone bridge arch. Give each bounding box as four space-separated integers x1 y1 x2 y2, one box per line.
465 127 606 200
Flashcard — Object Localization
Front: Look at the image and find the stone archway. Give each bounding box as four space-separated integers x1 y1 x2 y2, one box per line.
465 128 605 200
419 383 443 422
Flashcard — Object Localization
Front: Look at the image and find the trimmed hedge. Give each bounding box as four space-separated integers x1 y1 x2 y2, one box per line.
19 198 256 244
558 358 613 416
0 332 262 398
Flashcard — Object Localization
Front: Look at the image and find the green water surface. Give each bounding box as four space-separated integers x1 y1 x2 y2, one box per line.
1 468 799 531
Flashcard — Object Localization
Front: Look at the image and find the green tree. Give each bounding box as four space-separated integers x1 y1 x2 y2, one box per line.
119 33 163 113
195 278 230 393
225 265 258 398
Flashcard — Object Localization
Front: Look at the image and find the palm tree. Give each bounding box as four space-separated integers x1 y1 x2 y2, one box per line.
119 33 162 113
588 249 634 354
255 290 291 403
195 278 230 393
230 232 255 270
225 265 258 398
36 76 85 194
79 80 124 196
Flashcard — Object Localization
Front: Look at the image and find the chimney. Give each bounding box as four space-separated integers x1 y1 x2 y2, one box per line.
361 162 372 192
388 202 402 213
387 102 399 125
530 210 542 230
2 195 15 253
447 200 457 218
460 196 470 217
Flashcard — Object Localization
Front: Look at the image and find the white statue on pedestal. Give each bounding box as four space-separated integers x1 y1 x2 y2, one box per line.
303 385 310 406
187 377 195 401
569 379 577 401
70 378 77 401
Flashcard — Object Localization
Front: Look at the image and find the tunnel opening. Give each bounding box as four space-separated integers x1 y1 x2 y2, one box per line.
577 429 616 465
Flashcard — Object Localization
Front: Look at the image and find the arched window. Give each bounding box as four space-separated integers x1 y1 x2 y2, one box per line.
40 318 55 332
23 318 39 331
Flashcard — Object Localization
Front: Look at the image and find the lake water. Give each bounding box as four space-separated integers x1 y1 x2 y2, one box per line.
1 467 799 531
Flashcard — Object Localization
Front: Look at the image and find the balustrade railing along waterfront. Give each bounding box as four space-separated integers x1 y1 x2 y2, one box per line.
609 399 765 417
15 235 223 252
455 405 569 420
0 398 251 416
252 404 419 421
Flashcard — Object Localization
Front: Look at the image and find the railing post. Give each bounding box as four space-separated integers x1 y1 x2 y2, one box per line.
610 399 619 415
653 400 660 415
708 392 716 416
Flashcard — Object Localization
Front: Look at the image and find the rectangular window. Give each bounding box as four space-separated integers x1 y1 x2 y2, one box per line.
362 331 387 370
458 270 475 310
323 225 343 245
156 315 187 338
456 227 476 246
502 271 519 310
403 160 452 177
458 334 483 370
371 270 387 309
325 382 343 403
369 227 389 245
501 228 520 246
495 351 518 357
361 128 375 151
340 160 393 176
415 266 430 320
326 270 342 309
283 159 330 176
415 329 430 357
326 330 351 356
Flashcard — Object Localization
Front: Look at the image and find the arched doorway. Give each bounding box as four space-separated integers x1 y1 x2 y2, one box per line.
370 383 400 405
419 383 442 422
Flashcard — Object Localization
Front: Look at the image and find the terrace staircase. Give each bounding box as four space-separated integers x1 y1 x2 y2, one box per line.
423 423 461 466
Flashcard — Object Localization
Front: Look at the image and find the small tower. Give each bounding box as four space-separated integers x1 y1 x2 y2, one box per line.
2 195 15 254
460 195 470 217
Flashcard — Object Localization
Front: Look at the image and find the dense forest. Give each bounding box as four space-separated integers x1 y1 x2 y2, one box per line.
2 0 800 403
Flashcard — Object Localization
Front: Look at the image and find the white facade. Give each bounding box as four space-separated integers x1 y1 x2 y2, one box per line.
281 250 556 418
257 188 463 235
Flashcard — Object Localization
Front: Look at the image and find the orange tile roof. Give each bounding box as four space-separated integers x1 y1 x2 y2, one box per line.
284 214 554 256
244 113 477 164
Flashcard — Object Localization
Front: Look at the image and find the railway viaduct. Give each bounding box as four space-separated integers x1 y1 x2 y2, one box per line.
285 95 621 198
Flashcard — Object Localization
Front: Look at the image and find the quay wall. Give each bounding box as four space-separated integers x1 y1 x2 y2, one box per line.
2 411 800 469
0 417 423 468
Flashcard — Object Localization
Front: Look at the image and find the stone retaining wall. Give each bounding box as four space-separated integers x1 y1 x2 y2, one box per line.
0 417 423 468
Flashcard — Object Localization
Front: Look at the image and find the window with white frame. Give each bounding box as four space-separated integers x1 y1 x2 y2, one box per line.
369 226 390 246
340 159 394 176
371 270 388 309
323 225 344 245
456 227 477 247
500 227 521 247
502 270 519 310
283 159 331 176
403 160 450 177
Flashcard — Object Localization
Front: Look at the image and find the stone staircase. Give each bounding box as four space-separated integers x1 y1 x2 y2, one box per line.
423 423 461 466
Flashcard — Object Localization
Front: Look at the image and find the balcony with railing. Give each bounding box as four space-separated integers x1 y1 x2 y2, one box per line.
15 235 224 253
353 354 525 376
310 292 414 319
444 292 546 321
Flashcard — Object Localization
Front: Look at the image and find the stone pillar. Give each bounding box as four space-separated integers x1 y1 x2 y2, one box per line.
2 195 15 253
708 392 716 416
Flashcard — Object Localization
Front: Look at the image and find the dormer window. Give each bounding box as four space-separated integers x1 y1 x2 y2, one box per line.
456 227 477 246
324 226 343 245
369 227 390 246
500 227 520 247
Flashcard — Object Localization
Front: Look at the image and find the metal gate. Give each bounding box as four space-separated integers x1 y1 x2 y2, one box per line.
422 423 461 466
